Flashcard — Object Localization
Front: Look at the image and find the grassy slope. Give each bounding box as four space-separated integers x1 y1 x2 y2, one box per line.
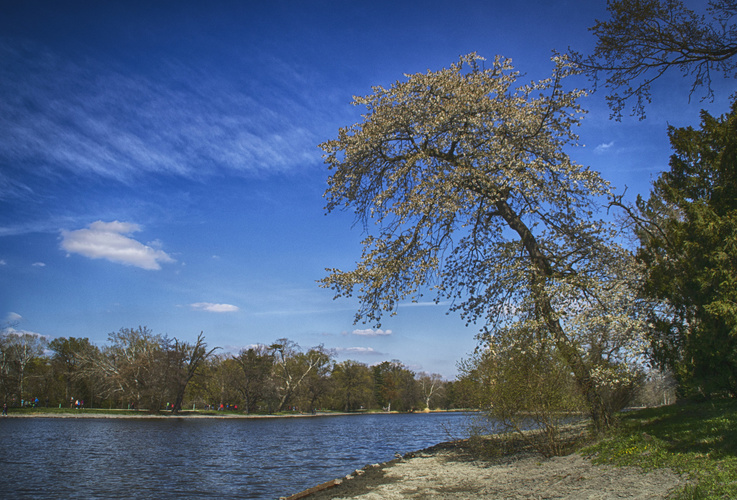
582 398 737 499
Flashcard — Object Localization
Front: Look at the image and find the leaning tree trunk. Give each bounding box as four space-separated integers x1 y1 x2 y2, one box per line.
496 199 613 432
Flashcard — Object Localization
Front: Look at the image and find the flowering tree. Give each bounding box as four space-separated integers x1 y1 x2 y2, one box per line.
320 54 644 430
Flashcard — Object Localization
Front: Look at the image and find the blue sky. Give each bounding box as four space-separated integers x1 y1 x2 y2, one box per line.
1 0 733 378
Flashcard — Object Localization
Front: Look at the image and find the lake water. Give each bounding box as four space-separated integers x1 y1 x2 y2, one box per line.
0 412 473 499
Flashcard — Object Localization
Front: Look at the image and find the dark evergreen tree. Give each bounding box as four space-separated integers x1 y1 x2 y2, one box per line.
635 99 737 396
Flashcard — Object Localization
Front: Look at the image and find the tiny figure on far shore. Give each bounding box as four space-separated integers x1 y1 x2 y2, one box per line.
2 403 7 416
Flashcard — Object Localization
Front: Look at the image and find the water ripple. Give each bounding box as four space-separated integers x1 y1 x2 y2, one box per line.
0 413 470 499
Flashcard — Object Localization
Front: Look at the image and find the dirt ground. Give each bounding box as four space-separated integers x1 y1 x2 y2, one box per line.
286 442 686 500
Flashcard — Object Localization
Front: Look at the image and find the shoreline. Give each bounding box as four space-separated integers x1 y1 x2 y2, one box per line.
3 410 688 498
280 439 686 499
1 409 472 419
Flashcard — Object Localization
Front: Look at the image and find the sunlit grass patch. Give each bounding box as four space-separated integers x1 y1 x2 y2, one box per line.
582 398 737 499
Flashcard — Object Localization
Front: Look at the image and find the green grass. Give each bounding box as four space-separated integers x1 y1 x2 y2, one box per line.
582 398 737 499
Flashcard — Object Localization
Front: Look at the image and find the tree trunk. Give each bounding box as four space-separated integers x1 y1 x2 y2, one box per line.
495 199 613 432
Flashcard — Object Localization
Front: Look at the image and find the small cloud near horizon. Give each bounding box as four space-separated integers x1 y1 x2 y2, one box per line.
350 328 392 337
2 326 49 339
335 347 382 356
190 302 239 313
217 343 264 355
60 220 175 270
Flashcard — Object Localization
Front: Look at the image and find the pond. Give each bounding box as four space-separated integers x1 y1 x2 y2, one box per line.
0 412 473 499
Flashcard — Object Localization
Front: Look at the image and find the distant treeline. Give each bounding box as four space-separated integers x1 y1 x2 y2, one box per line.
0 326 482 413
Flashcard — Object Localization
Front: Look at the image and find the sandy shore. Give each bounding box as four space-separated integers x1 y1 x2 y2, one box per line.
283 442 686 500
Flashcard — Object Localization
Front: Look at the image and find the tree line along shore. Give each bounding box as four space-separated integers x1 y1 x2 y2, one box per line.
0 328 458 414
1 325 674 416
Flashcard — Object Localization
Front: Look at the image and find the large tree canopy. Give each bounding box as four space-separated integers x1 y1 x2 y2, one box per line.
634 99 737 396
320 54 645 429
571 0 737 119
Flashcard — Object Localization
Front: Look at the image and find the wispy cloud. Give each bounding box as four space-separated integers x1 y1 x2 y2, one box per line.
335 347 382 356
32 262 46 267
400 301 448 307
350 328 393 337
0 42 322 192
4 312 22 323
60 220 175 270
594 141 615 154
190 302 239 313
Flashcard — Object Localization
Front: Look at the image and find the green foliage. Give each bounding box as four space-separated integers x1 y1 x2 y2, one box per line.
583 398 737 499
198 354 246 411
2 326 460 413
48 337 98 404
449 355 494 410
372 360 421 411
636 99 737 396
330 360 375 412
460 334 589 457
168 332 218 413
234 346 274 414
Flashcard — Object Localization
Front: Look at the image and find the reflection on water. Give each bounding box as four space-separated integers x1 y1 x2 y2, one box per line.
0 412 471 499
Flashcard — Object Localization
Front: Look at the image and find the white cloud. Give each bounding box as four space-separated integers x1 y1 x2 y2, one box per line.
351 328 393 337
0 42 323 193
32 262 45 267
5 312 22 323
60 220 175 270
190 302 239 313
594 141 615 154
0 259 6 265
2 326 49 339
335 347 382 355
